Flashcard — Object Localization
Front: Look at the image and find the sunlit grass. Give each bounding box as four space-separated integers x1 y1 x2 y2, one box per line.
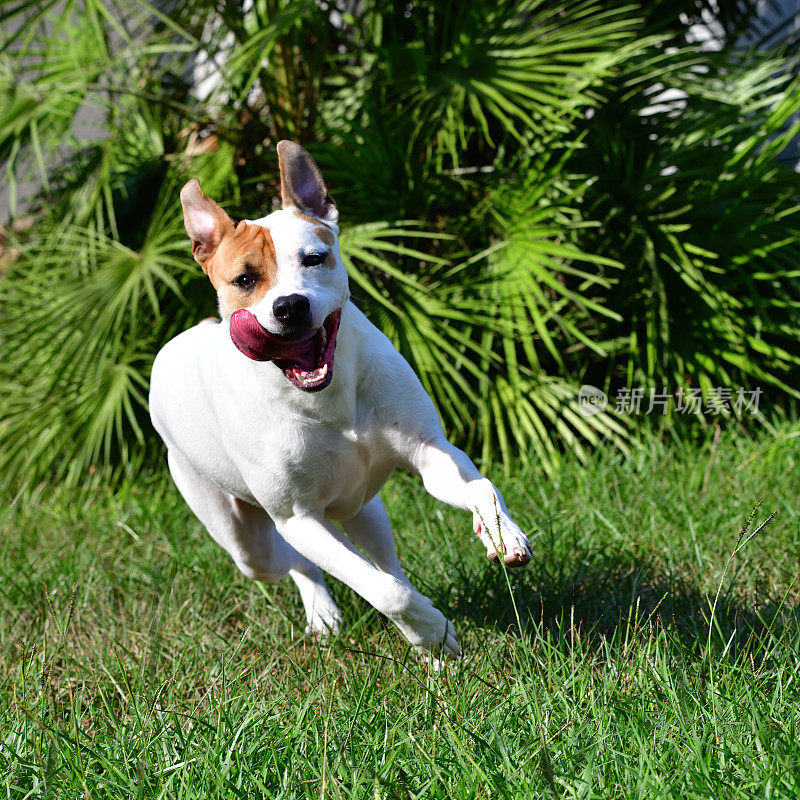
1 423 799 797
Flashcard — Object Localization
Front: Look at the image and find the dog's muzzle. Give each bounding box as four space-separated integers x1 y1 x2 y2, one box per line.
229 308 341 392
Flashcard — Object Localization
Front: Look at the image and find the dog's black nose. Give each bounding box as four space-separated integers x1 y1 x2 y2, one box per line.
273 293 311 326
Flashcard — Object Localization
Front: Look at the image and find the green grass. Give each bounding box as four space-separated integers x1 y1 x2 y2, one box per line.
2 423 800 798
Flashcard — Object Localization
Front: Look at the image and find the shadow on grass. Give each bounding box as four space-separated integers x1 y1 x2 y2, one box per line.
433 555 796 657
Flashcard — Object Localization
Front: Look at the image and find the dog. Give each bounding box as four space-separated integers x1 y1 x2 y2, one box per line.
149 141 532 658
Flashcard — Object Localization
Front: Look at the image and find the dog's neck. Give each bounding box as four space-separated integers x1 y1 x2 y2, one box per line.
215 301 358 422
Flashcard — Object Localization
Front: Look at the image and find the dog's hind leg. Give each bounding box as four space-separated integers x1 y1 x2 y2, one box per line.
287 567 343 636
167 450 342 635
341 495 407 581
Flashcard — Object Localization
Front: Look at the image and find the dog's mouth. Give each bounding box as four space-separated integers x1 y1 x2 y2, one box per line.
229 308 341 392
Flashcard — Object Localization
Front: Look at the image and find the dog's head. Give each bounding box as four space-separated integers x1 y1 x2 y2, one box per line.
180 141 348 392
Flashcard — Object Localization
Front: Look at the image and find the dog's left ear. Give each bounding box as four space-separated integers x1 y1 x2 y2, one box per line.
277 140 338 224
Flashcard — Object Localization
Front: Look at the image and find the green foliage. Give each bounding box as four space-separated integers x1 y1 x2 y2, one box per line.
575 48 800 401
1 0 798 487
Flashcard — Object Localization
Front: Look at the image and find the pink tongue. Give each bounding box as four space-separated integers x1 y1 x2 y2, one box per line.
229 309 317 369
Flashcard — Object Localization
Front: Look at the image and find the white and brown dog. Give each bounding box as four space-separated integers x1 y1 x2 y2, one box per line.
149 141 532 658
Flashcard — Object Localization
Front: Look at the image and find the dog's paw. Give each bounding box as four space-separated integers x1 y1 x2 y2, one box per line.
473 513 532 568
305 601 343 639
392 593 461 659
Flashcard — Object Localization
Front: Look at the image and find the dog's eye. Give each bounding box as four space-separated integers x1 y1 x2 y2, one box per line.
302 253 326 267
233 273 256 289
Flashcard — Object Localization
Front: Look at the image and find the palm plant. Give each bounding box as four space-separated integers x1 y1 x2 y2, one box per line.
0 0 798 490
573 39 800 411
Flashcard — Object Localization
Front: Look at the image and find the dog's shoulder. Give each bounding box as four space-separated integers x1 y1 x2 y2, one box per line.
153 318 219 371
343 302 442 436
345 302 396 358
150 321 223 424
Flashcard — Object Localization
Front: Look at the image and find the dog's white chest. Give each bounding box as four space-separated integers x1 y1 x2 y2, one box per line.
230 411 375 519
150 319 391 521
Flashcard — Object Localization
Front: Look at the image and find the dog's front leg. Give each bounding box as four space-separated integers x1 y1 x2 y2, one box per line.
275 513 461 658
411 437 532 567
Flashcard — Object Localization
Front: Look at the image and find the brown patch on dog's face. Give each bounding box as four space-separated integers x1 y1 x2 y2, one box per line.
180 180 279 318
312 226 337 269
314 226 335 246
204 221 278 317
294 209 333 230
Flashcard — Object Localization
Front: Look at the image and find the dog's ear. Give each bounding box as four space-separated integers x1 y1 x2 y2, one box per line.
277 140 338 224
180 179 233 267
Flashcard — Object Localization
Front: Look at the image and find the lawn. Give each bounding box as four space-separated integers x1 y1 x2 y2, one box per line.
2 424 799 798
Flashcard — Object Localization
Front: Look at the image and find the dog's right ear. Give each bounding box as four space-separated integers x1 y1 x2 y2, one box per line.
277 140 338 224
180 179 233 268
